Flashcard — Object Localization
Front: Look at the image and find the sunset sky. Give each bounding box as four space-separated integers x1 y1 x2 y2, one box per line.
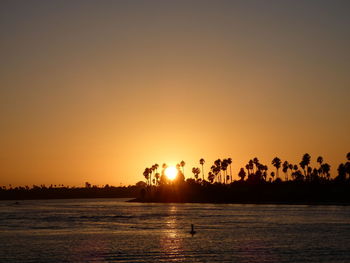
1 0 349 186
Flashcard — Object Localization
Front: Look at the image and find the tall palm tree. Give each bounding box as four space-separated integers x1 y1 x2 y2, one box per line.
150 165 156 186
199 158 205 181
214 159 222 183
143 168 150 186
221 159 228 184
253 157 259 174
271 157 281 179
180 160 186 177
282 161 289 181
227 158 233 183
300 153 311 181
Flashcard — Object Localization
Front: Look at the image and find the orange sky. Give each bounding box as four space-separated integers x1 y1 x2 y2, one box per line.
1 1 349 186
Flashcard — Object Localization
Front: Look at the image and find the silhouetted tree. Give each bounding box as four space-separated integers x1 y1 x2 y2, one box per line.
180 160 186 177
300 153 311 181
272 157 281 179
199 158 205 181
238 168 246 181
192 167 201 181
227 158 233 183
282 161 289 181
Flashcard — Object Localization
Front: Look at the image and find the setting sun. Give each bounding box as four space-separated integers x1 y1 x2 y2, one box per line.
165 166 177 180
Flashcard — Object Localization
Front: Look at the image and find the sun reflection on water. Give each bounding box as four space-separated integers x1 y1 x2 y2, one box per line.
160 206 184 261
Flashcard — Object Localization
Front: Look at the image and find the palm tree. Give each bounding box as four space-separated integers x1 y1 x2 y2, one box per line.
248 159 254 174
180 160 186 177
208 172 215 183
192 167 201 181
271 157 281 179
300 153 311 180
321 163 331 180
143 168 150 186
288 163 294 179
151 165 156 186
155 172 160 185
221 159 228 184
214 159 222 183
245 164 251 176
238 168 246 181
253 157 259 174
282 161 289 181
227 158 233 183
199 158 205 181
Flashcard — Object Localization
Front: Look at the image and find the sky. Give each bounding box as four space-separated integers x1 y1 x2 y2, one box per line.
1 0 349 186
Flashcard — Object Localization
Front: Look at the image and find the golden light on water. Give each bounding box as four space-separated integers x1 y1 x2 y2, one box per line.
165 166 177 180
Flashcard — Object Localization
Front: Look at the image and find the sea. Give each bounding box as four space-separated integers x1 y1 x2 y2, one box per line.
0 198 349 262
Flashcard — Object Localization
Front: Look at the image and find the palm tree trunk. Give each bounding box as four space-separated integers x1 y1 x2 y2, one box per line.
201 164 204 181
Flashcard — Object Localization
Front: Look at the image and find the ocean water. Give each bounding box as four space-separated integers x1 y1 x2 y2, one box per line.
0 199 350 263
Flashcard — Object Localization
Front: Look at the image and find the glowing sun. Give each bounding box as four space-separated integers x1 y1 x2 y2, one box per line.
165 166 177 180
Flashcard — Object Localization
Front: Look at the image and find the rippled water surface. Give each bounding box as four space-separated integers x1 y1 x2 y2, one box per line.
1 199 350 262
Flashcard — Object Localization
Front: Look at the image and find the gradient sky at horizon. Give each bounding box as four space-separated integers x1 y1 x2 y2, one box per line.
1 0 349 186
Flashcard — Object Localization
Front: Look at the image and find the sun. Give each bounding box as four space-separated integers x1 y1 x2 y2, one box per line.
165 166 177 180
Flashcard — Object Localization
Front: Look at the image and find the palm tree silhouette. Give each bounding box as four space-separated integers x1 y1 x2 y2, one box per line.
282 161 289 181
214 159 222 183
270 171 275 182
272 157 281 180
238 168 246 181
143 168 150 186
180 160 186 177
288 164 294 179
208 171 215 183
199 158 205 181
192 167 200 181
221 159 229 184
227 158 233 183
155 172 160 185
300 153 311 181
321 163 331 180
253 157 259 174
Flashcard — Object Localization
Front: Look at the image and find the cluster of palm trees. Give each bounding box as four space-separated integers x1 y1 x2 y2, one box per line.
237 154 333 183
142 164 159 186
142 153 350 186
143 161 186 186
337 152 350 181
206 158 233 184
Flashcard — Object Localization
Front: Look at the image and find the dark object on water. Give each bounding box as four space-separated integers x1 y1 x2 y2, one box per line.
190 224 196 236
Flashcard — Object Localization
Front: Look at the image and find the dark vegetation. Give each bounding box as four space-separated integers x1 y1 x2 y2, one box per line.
0 182 145 200
135 153 350 204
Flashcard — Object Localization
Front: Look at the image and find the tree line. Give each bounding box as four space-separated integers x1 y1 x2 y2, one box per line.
142 152 350 186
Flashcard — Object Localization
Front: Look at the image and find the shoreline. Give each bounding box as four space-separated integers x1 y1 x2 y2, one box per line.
128 198 350 206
